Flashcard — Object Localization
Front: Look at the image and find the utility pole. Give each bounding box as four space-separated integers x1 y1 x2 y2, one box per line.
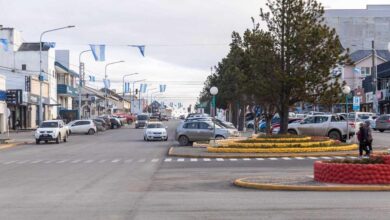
372 40 378 114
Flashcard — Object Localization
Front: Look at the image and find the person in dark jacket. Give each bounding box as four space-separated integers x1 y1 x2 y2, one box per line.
356 123 369 158
365 121 373 154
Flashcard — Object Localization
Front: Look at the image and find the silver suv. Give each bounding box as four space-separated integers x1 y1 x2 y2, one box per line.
175 121 230 146
288 115 355 141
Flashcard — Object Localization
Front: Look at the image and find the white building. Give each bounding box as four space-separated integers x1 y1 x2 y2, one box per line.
0 25 57 128
0 75 8 133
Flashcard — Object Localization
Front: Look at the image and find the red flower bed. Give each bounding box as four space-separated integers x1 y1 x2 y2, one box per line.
314 159 390 184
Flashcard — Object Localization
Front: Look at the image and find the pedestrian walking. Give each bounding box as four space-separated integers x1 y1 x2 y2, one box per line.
15 119 21 133
365 121 373 155
357 123 369 158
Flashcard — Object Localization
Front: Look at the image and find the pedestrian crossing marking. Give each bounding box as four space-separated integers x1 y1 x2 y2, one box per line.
282 157 291 160
243 158 251 161
203 158 211 161
190 158 198 162
151 158 159 163
164 158 172 162
229 158 238 161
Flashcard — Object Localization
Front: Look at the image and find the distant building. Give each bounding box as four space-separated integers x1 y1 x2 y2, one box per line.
325 5 390 52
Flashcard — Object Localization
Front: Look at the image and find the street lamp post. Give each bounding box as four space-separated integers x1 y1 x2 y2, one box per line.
104 61 124 114
78 49 91 119
210 86 218 146
39 25 75 125
343 85 351 143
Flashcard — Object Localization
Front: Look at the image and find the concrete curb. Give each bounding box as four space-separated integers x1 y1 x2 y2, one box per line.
167 147 373 158
234 178 390 191
0 141 34 150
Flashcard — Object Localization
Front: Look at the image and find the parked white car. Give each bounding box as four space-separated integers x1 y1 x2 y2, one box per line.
67 120 97 135
34 120 68 144
144 122 168 141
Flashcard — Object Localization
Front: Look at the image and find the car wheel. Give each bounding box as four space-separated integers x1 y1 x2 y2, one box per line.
56 134 61 144
215 135 225 140
328 130 342 141
88 129 95 135
288 129 298 135
379 129 385 133
36 139 40 145
178 135 190 146
165 137 168 141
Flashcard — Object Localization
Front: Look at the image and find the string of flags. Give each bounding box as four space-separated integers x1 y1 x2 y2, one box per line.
128 45 145 57
159 84 167 92
0 38 9 52
139 84 148 93
89 75 96 82
89 44 106 61
124 82 131 93
43 42 56 48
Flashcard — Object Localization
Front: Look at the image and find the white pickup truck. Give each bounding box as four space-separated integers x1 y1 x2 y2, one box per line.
287 115 355 141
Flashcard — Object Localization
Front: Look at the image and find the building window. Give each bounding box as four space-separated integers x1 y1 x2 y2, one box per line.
21 64 27 70
360 67 371 76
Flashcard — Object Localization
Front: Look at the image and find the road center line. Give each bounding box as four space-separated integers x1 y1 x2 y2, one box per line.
190 158 198 162
151 158 159 162
112 159 121 163
57 160 68 164
164 158 172 162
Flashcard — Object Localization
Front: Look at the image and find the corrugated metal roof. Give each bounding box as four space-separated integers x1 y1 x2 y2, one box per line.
18 42 51 51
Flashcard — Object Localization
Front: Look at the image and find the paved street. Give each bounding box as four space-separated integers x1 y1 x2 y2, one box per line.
0 120 390 220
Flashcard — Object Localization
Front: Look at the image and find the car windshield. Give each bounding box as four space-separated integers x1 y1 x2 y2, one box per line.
137 115 148 120
40 122 58 128
147 123 164 128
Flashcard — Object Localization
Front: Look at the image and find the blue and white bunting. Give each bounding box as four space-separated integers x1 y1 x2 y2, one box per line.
43 42 56 48
89 75 96 82
159 84 167 92
124 82 130 93
103 79 111 89
128 45 145 57
89 44 106 61
0 38 9 52
353 67 361 75
139 83 148 93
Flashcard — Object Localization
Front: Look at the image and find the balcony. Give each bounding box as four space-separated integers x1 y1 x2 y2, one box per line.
57 84 78 97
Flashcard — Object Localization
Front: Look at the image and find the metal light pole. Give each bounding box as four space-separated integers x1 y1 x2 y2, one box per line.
372 40 379 114
104 61 124 115
39 25 75 125
210 86 218 145
343 85 351 143
78 49 91 119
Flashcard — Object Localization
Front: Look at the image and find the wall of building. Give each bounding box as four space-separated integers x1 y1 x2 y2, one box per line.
0 75 7 133
325 6 390 52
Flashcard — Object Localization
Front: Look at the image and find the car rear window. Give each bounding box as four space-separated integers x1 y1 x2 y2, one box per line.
137 115 148 120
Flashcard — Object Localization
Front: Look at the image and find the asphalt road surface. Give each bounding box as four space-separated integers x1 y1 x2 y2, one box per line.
0 120 390 220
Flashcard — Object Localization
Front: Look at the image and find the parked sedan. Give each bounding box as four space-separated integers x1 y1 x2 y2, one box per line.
67 120 97 135
175 121 230 146
375 114 390 132
93 119 106 132
144 122 168 141
109 118 121 129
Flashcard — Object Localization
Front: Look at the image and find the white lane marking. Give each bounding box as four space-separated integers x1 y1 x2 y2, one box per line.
164 158 172 162
216 158 224 161
151 158 159 163
71 159 81 163
334 156 345 159
56 160 68 164
229 158 238 161
3 161 17 165
98 159 107 163
44 160 55 164
137 159 145 163
84 160 94 163
308 157 318 160
31 160 43 164
177 158 185 162
256 158 264 161
282 157 292 160
112 159 121 163
203 158 211 162
269 158 278 160
243 158 251 161
124 159 133 163
294 157 305 160
17 160 30 164
190 158 198 162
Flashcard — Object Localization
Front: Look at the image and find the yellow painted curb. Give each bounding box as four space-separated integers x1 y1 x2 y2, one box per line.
218 140 334 148
207 144 358 153
167 146 372 158
0 141 33 150
234 178 390 191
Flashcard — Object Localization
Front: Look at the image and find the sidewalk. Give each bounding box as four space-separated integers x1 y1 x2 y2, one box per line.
0 130 35 143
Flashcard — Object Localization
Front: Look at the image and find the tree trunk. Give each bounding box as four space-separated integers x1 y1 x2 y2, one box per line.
278 103 289 134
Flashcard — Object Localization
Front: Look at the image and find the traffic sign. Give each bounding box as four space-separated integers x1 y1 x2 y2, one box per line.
353 96 360 111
